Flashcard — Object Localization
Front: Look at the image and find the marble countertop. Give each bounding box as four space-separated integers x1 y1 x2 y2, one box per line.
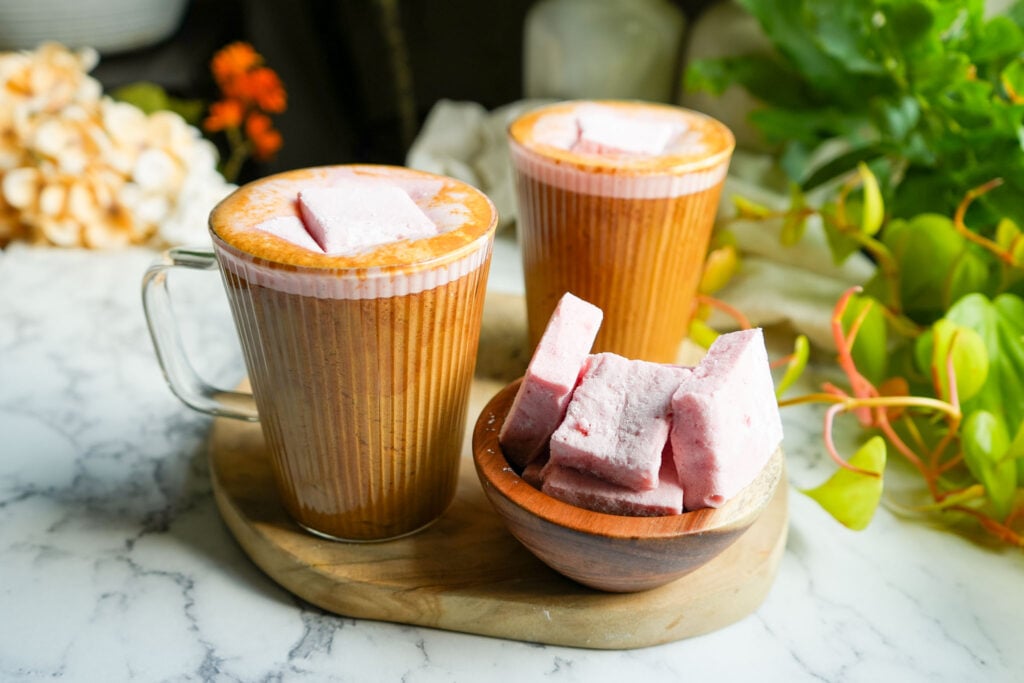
2 237 1022 683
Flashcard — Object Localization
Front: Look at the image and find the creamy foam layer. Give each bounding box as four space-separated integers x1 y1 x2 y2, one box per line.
210 165 497 300
509 101 735 199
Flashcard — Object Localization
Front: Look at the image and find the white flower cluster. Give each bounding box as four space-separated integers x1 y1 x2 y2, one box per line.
0 42 234 248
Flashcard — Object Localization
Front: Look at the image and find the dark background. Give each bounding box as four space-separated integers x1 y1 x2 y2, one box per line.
93 0 715 182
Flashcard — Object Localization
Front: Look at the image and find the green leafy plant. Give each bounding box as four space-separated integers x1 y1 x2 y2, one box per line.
689 0 1024 546
688 0 1024 227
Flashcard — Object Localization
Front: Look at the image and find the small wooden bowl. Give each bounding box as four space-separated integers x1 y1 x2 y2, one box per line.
472 378 784 592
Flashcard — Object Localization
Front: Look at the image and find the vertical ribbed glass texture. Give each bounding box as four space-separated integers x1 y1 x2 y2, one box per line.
215 240 492 541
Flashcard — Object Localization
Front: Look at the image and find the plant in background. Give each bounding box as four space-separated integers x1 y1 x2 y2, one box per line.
203 42 287 182
688 0 1024 546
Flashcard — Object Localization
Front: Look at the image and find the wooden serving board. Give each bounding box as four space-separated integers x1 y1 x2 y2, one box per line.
207 293 790 649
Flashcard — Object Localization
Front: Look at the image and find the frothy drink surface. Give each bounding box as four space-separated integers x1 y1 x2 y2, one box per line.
210 165 497 540
509 101 735 362
212 165 495 274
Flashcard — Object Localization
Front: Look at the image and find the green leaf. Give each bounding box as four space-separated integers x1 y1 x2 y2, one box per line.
961 410 1017 519
946 245 996 304
685 55 809 109
800 144 886 192
737 0 851 91
1001 57 1024 100
841 293 887 385
944 293 1024 435
872 95 920 143
882 213 966 324
111 81 205 126
820 202 864 265
972 16 1024 62
1009 420 1024 486
913 319 989 403
688 319 719 349
112 82 170 114
887 0 935 47
803 436 886 531
731 195 775 219
775 334 809 398
857 162 884 236
810 1 887 76
780 183 808 245
995 217 1023 255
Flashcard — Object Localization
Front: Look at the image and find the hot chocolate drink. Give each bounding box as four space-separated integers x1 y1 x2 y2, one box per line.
509 101 734 363
209 165 497 541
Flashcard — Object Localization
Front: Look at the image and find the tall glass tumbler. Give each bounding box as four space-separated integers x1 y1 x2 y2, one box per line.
509 100 735 363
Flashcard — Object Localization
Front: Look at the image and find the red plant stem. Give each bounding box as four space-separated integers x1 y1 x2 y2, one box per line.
823 403 881 477
695 294 752 329
950 505 1024 547
874 408 939 498
953 178 1016 265
937 453 964 474
927 351 963 473
901 413 929 453
844 297 874 348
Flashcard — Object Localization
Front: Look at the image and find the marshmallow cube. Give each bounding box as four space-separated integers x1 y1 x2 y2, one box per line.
572 111 678 155
542 443 683 516
498 292 604 468
297 179 437 255
549 353 691 491
670 328 783 510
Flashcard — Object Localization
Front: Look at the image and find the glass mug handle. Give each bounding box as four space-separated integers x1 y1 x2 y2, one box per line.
141 246 259 421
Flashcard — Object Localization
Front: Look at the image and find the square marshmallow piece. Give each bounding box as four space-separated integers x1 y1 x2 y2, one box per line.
298 178 437 255
498 293 603 468
542 443 683 517
574 110 677 155
670 328 783 510
549 353 691 491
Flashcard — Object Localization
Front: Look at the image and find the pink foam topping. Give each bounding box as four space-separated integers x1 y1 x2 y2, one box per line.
510 103 732 199
296 179 438 255
214 166 496 301
498 292 603 468
669 328 783 510
548 353 691 491
572 110 677 156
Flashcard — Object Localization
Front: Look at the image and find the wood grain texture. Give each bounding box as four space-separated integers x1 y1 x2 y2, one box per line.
208 375 788 649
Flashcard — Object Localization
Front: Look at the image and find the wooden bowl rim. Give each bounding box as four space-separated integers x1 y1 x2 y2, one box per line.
472 378 783 541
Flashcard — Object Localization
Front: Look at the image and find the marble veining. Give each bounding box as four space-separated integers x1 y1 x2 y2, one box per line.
1 239 1022 682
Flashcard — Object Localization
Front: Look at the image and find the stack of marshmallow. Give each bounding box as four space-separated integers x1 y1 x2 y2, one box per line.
499 293 783 517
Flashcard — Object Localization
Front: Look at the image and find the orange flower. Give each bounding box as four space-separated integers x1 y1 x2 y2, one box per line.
203 99 244 133
247 67 287 113
211 42 261 86
245 112 282 161
206 42 287 178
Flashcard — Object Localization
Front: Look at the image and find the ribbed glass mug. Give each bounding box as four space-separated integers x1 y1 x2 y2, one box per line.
509 100 734 363
143 165 498 541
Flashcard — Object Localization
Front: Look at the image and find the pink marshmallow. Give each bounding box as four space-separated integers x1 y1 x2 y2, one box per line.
542 444 683 516
670 328 783 510
498 293 603 468
297 178 437 255
548 353 691 491
572 111 678 156
254 215 325 253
